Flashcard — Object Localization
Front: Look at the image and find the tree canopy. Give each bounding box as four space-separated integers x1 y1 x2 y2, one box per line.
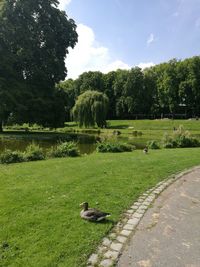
72 90 109 128
59 56 200 121
0 0 78 130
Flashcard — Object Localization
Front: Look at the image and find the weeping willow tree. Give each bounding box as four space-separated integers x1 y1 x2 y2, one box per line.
72 90 109 128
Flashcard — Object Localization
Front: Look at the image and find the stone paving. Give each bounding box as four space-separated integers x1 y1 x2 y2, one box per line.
87 166 199 267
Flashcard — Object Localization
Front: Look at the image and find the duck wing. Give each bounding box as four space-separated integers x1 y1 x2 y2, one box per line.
81 208 110 221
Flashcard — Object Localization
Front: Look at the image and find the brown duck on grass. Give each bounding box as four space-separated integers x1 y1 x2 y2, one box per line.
80 202 111 222
143 146 148 154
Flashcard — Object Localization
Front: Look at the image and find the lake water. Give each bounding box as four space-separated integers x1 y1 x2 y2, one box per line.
0 132 99 155
0 131 147 155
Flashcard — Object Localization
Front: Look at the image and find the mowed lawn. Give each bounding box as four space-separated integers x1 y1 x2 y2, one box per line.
1 148 200 266
106 119 200 138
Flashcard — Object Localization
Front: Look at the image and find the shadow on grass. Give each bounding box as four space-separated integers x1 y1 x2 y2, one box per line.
84 218 115 225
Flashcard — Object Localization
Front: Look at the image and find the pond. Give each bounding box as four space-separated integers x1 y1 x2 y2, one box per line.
0 132 99 155
0 131 148 155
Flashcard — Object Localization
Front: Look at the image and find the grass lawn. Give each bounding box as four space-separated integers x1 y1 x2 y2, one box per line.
65 119 200 138
106 119 200 138
1 148 200 266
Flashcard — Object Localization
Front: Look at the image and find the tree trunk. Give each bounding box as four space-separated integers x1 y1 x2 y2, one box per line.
0 120 3 132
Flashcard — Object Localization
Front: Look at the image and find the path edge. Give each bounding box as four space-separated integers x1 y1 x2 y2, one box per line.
87 165 200 267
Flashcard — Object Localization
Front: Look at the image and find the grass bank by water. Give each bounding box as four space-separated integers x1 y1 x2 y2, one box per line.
1 148 200 266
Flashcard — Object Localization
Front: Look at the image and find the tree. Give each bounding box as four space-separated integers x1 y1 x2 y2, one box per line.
56 79 77 121
72 90 109 128
103 71 117 119
178 57 200 116
75 71 104 94
113 68 146 118
143 67 159 117
0 0 78 130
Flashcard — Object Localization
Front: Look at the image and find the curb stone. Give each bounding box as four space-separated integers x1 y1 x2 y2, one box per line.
87 166 200 267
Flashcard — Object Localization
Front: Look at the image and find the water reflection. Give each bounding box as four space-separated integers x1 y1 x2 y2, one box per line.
0 131 148 155
0 132 100 155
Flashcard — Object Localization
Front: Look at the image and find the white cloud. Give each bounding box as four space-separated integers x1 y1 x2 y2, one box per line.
137 62 155 69
58 0 71 10
147 33 155 46
103 60 131 73
65 24 130 79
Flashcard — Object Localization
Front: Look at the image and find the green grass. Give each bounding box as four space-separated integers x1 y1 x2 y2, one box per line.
2 120 200 151
65 119 200 140
1 148 200 266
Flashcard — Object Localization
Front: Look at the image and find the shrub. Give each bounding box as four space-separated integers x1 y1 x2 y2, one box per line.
49 142 80 158
57 127 76 133
132 130 143 136
162 126 200 148
96 142 134 153
5 123 43 131
0 149 24 164
24 143 45 161
147 140 160 149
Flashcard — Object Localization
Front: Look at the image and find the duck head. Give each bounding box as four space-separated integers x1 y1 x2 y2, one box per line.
80 202 89 211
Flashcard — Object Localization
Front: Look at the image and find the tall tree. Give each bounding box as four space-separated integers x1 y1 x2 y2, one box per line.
103 71 117 119
56 79 77 121
76 71 104 94
0 0 78 130
72 90 109 128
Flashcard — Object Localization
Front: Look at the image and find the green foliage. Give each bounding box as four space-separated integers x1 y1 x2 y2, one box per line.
57 56 200 122
0 0 78 128
96 142 134 153
72 90 109 128
147 140 160 149
24 143 45 161
132 130 143 136
49 142 79 158
162 126 200 148
0 149 24 164
5 123 44 131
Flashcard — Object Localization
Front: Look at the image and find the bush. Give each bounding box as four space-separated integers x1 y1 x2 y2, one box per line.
24 143 45 161
5 123 43 131
162 126 200 148
147 140 160 149
57 127 76 133
96 142 134 153
49 142 80 158
0 149 24 164
132 130 143 136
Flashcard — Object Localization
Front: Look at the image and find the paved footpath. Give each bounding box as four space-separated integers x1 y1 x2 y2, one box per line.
117 168 200 267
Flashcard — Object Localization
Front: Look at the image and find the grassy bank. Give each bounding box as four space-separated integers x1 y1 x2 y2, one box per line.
65 119 200 142
1 148 200 266
1 120 200 152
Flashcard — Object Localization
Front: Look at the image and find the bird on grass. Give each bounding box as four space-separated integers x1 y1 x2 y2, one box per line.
143 146 148 154
80 202 110 222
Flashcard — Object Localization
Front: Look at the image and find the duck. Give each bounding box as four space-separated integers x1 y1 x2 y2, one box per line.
80 202 110 222
143 146 148 154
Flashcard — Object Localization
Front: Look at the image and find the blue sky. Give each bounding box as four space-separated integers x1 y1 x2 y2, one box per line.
58 0 200 79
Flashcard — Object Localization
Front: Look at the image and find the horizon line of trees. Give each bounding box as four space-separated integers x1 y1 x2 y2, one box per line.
57 56 200 121
1 1 200 130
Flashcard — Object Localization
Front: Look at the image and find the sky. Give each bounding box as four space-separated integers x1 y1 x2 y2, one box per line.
58 0 200 79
